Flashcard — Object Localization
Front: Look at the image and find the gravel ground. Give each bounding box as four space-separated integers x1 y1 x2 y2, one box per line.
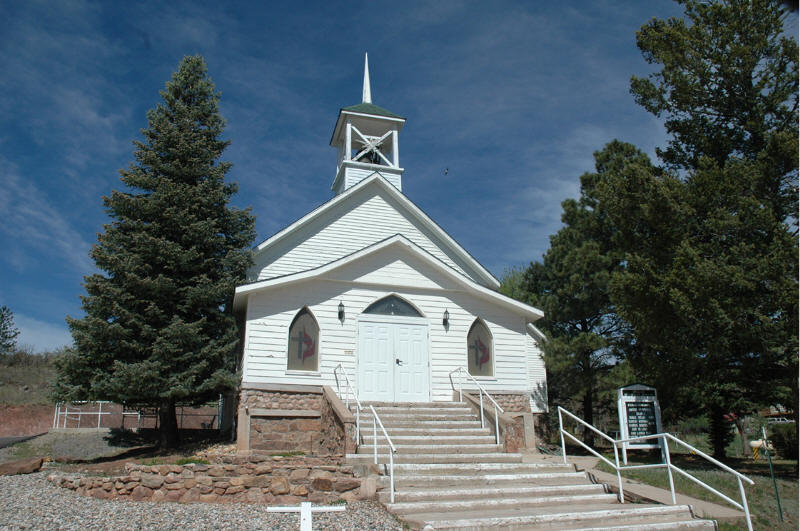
0 471 404 530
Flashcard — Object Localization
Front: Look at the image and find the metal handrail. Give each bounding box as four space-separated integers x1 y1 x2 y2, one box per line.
333 363 363 446
558 406 753 531
368 405 397 504
448 367 504 444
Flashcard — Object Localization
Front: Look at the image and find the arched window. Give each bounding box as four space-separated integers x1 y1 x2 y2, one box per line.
287 307 319 371
467 318 493 377
363 295 423 317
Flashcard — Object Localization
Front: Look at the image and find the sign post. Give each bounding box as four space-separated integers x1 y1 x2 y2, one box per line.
618 384 663 464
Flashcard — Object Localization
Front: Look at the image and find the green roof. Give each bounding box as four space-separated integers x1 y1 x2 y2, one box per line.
342 102 404 119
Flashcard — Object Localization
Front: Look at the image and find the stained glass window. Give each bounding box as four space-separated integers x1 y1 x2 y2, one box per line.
287 307 319 371
467 319 493 377
363 295 422 317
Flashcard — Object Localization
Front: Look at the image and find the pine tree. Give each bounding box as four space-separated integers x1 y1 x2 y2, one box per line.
523 141 644 446
611 0 798 457
0 306 20 356
54 56 256 448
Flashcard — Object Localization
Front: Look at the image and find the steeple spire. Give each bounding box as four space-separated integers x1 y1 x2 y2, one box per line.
362 52 372 104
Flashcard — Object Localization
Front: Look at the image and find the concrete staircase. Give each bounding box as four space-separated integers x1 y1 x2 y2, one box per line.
346 401 716 530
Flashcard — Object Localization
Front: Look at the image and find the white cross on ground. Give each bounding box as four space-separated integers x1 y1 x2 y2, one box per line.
267 502 346 531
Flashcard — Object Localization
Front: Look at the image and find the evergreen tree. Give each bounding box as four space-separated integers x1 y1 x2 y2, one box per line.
609 0 798 457
0 306 20 356
523 141 643 446
54 56 256 448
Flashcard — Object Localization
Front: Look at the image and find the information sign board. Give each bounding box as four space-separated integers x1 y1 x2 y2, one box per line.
617 384 663 464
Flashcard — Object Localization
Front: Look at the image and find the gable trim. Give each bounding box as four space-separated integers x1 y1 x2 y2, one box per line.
237 234 542 321
252 174 500 289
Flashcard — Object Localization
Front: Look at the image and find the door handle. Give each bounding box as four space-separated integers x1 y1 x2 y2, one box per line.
395 358 403 366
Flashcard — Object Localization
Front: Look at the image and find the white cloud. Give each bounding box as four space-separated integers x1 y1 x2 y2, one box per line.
0 158 94 274
15 314 72 353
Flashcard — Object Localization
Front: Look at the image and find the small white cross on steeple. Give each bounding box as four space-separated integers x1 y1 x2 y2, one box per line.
362 52 372 104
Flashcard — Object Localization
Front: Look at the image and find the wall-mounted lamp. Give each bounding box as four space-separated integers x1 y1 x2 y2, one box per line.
443 309 450 328
338 301 345 323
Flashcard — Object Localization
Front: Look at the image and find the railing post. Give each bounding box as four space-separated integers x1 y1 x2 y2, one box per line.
53 403 59 429
389 449 395 504
738 477 753 531
479 390 484 428
558 407 567 465
494 405 500 445
373 416 377 465
613 441 624 503
663 435 676 504
355 407 360 445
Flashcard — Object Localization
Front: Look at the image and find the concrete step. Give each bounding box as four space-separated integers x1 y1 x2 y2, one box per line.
403 504 708 530
574 521 716 530
362 427 491 436
362 401 470 408
346 453 523 465
379 483 607 503
360 419 484 429
392 462 575 475
366 406 474 415
357 412 477 421
362 434 497 445
382 471 591 488
357 443 503 455
387 493 621 515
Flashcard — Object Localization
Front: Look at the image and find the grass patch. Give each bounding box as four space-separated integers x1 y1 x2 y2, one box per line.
140 457 166 466
597 457 798 530
176 457 209 465
269 451 305 457
0 364 57 405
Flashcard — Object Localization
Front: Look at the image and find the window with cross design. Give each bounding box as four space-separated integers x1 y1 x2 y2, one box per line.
287 307 319 371
467 318 493 377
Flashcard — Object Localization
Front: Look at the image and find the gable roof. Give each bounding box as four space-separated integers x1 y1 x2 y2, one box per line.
252 173 501 289
341 102 404 119
237 234 543 321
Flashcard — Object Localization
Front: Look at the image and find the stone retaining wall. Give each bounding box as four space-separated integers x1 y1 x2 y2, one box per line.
49 457 371 505
492 392 532 413
240 389 322 411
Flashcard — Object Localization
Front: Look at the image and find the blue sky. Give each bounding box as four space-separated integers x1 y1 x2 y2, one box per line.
0 0 727 351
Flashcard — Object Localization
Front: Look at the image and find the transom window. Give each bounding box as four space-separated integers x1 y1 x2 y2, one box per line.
363 295 422 317
467 318 493 377
287 307 319 371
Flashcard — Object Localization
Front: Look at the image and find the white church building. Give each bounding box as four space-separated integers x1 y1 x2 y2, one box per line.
233 57 548 455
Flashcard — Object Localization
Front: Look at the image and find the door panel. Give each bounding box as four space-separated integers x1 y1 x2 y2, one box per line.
357 322 393 402
358 320 429 403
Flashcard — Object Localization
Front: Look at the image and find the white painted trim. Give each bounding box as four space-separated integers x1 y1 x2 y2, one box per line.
252 174 500 289
340 110 406 124
527 323 547 343
356 314 429 325
361 292 427 318
238 234 543 321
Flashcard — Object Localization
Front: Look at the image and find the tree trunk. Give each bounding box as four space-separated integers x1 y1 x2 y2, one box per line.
709 407 732 459
735 417 749 457
582 390 595 448
159 399 180 449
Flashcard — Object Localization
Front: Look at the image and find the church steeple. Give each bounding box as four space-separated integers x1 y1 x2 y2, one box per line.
330 55 406 195
362 53 372 104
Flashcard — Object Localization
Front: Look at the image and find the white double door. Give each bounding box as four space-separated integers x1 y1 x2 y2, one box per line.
357 317 430 402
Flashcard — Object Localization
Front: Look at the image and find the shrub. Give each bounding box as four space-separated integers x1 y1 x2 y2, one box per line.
176 457 209 465
769 423 798 460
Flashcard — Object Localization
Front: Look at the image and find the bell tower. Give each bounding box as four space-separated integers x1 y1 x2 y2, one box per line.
330 53 406 195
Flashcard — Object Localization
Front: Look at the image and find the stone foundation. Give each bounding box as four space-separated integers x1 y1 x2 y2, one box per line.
491 392 533 413
237 385 355 456
49 456 370 504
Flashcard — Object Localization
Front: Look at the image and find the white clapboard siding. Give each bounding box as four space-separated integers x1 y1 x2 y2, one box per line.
242 254 545 402
341 167 402 193
526 331 548 413
250 184 482 285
